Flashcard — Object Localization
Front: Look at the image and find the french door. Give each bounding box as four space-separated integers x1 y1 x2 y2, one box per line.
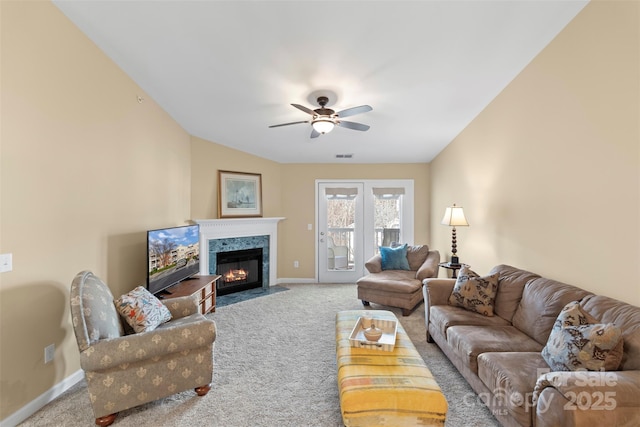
317 180 415 283
317 182 364 283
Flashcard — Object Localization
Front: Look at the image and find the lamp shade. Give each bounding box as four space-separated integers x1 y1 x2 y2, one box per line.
312 117 335 134
441 204 469 227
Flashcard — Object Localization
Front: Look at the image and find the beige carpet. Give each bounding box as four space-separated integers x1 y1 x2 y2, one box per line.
20 283 499 426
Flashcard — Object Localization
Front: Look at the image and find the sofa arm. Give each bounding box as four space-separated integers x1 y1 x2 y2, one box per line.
533 371 640 427
422 278 455 342
416 250 440 280
422 278 456 306
364 254 383 273
80 315 216 371
162 294 199 318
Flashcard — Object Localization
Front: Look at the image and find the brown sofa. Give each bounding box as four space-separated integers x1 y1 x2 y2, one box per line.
357 244 440 316
423 264 640 427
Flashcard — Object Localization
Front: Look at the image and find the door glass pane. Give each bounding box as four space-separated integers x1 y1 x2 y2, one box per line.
325 189 356 270
373 189 403 253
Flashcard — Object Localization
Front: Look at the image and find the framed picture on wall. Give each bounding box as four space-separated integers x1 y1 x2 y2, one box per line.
218 170 263 218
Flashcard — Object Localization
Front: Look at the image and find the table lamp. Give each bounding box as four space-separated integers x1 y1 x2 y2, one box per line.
441 203 469 265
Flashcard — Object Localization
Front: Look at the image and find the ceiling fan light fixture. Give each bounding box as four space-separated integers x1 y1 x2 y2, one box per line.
312 117 335 134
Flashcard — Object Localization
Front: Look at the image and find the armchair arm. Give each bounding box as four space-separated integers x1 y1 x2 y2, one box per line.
364 254 383 274
533 371 640 426
80 315 216 371
416 250 440 280
162 294 199 318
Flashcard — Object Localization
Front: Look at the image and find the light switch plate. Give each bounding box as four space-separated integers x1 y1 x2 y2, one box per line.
0 253 12 273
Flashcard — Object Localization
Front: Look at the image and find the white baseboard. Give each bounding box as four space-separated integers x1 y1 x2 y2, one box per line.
275 278 317 284
1 370 84 427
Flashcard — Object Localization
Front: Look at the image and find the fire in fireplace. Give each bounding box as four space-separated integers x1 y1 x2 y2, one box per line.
216 248 263 296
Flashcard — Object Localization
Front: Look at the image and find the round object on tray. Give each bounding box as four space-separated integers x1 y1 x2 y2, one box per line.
364 323 383 342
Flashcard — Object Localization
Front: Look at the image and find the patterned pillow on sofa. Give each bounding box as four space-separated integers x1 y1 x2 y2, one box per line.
115 286 172 333
448 266 499 317
541 300 623 371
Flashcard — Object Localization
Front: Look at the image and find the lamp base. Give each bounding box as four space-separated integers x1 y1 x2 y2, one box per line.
450 256 460 266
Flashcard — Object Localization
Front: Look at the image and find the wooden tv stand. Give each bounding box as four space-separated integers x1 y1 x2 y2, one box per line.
162 275 220 314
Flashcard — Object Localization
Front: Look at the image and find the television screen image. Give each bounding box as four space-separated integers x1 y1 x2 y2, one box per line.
147 224 200 295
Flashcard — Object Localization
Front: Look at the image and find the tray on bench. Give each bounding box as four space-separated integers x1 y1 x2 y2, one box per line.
348 316 398 351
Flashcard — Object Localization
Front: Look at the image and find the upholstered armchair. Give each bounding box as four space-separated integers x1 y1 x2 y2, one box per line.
356 244 440 316
70 271 216 426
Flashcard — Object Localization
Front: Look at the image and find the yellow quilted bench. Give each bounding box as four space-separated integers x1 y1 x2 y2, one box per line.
336 310 447 427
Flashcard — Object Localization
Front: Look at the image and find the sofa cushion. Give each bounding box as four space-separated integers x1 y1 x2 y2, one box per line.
478 352 550 427
429 305 510 339
380 244 410 270
446 325 544 374
542 301 623 371
356 270 421 294
406 244 430 270
512 278 593 346
115 286 172 333
448 266 499 316
580 294 640 371
489 265 540 322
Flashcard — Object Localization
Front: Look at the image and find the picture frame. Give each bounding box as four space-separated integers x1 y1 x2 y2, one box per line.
218 170 263 218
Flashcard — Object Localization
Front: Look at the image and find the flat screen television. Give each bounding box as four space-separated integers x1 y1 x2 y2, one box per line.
147 224 200 295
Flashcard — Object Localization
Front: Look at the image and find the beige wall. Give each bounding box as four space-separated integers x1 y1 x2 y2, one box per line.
430 0 640 305
1 1 192 420
277 164 431 279
190 142 430 280
190 136 282 219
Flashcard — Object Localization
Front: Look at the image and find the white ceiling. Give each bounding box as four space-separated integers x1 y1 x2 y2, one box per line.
53 0 588 164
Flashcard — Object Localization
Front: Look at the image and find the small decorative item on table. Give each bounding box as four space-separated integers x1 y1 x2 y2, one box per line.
348 315 398 351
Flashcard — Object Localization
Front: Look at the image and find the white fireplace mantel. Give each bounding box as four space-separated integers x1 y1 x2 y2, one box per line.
195 217 285 286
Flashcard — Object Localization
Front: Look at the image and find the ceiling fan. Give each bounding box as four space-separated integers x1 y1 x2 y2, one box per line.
269 96 372 138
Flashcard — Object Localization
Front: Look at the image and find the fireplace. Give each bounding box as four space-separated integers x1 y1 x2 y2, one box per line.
216 248 263 296
195 217 285 293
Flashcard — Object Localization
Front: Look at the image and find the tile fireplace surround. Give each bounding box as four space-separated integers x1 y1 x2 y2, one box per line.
195 218 285 289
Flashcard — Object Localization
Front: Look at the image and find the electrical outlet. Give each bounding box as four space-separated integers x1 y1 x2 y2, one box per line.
294 260 299 268
44 344 55 364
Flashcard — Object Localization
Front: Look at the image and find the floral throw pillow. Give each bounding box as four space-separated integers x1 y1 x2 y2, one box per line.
448 266 499 316
115 286 172 333
541 301 623 371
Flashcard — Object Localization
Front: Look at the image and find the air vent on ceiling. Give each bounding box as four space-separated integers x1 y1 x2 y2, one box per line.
335 154 354 159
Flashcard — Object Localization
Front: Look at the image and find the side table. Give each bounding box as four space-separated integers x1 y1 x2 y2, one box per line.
162 275 220 314
438 262 465 279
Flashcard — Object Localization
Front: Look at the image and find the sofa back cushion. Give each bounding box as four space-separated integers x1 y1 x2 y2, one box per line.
512 277 593 345
406 245 430 270
580 295 640 370
489 265 540 322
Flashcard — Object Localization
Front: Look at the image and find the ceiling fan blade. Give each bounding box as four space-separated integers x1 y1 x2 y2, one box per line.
268 120 309 128
310 128 321 138
291 104 317 116
336 105 372 118
338 120 370 131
